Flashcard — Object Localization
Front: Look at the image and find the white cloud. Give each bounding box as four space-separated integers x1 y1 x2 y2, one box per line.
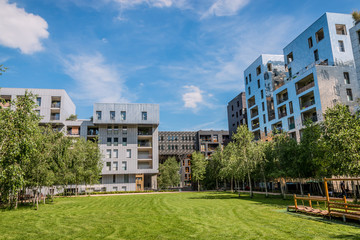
112 0 188 9
202 0 249 18
0 0 49 54
182 85 203 109
63 53 129 103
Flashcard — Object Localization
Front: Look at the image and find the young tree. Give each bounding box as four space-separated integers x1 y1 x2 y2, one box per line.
157 157 180 189
191 152 208 191
207 146 224 190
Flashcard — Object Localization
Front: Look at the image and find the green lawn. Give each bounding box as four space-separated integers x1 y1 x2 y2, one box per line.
1 192 359 240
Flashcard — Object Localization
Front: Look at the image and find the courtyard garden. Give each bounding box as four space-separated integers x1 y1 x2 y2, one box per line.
1 192 359 240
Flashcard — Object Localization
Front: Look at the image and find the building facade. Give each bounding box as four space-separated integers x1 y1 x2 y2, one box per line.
350 20 360 88
244 13 359 141
158 130 229 188
0 88 159 192
227 92 247 138
158 131 197 187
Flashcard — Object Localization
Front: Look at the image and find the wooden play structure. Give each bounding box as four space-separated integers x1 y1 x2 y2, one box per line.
288 178 360 222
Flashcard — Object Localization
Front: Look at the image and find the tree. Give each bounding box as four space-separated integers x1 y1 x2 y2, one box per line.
0 65 7 75
206 146 223 190
191 152 208 191
157 157 180 189
352 10 360 23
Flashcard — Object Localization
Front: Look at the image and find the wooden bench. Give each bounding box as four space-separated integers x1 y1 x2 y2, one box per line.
328 201 360 222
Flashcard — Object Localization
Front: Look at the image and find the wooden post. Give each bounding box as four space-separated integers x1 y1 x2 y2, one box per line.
324 178 331 216
308 193 312 208
343 196 348 213
294 194 297 210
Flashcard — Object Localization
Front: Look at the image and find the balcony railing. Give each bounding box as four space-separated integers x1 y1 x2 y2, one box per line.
50 115 60 121
303 115 318 125
138 131 152 136
300 100 315 110
278 96 288 104
278 112 287 118
297 82 315 95
251 111 259 118
67 131 79 136
51 102 61 108
252 123 260 130
138 142 152 147
248 101 256 108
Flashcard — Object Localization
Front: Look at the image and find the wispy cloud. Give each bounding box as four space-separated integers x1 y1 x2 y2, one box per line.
0 0 49 54
62 53 129 103
201 0 249 19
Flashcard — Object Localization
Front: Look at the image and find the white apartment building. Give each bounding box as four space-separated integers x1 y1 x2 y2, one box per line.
0 88 159 192
245 13 359 141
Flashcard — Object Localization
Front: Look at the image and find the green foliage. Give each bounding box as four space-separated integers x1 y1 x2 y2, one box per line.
191 151 208 191
158 157 180 189
66 114 78 121
352 10 360 23
0 92 102 208
0 65 7 75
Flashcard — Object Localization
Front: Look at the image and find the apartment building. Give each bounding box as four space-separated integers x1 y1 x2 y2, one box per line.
0 88 159 192
158 131 197 187
350 20 360 88
227 92 247 138
245 13 359 141
198 130 229 158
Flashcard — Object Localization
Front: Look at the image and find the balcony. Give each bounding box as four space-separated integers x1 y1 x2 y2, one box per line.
138 127 152 136
276 89 288 105
250 106 259 118
289 123 295 130
288 117 295 130
278 112 287 118
251 118 260 130
278 105 287 119
299 91 315 110
248 96 255 108
50 114 60 121
51 102 61 108
67 127 80 136
87 128 99 136
200 135 212 142
138 151 152 160
302 108 317 125
138 140 152 148
296 74 315 95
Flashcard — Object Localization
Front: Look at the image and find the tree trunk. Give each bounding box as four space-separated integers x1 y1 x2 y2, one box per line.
351 181 358 202
317 182 324 196
197 180 200 191
262 172 268 198
242 179 245 191
248 171 253 198
280 179 286 200
224 179 226 191
299 178 304 196
230 177 233 193
36 190 39 210
216 179 218 191
15 192 18 209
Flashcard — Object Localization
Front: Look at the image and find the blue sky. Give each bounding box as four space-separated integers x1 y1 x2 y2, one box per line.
0 0 358 130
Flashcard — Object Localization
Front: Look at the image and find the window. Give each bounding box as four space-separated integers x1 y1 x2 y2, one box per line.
36 97 41 106
248 87 251 95
288 68 292 78
346 89 353 101
106 150 111 158
264 127 267 136
122 137 127 146
142 111 147 120
344 72 350 84
175 145 178 150
110 111 115 120
114 126 119 135
107 126 112 135
124 175 129 183
126 149 131 158
263 114 266 124
114 138 118 146
107 138 112 146
121 111 126 120
122 126 127 135
122 161 127 170
262 102 265 111
185 167 190 173
231 105 234 111
237 101 239 107
106 162 111 171
256 65 261 75
113 161 118 171
168 145 171 150
246 77 248 85
308 37 313 48
315 28 324 42
175 136 178 141
267 63 272 71
314 50 319 62
358 30 360 44
287 52 293 63
257 79 260 88
289 101 293 114
96 111 102 120
249 74 252 82
335 24 347 35
338 41 345 52
114 149 118 158
261 90 264 99
113 175 116 183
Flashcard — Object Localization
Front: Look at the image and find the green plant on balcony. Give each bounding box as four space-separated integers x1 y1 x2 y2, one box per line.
352 10 360 24
66 114 78 121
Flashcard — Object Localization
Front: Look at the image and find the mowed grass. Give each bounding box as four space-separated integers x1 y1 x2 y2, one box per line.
1 192 360 240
